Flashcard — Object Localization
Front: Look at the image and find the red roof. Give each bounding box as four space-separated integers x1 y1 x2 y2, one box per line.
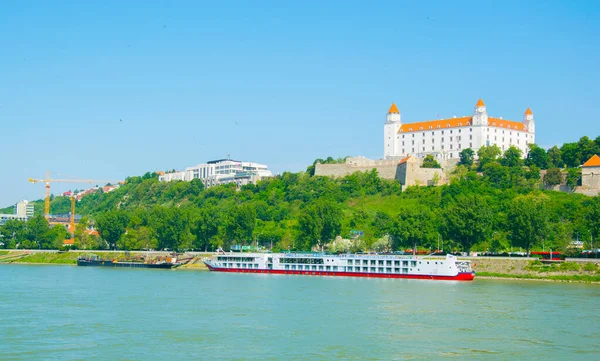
388 103 399 114
583 155 600 167
476 98 485 107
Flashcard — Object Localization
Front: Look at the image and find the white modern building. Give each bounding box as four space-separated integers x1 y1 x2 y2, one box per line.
159 159 272 188
384 99 535 160
0 200 34 226
15 200 34 218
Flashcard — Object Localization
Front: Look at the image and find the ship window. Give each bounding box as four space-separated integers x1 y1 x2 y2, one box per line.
318 266 323 271
386 268 392 273
333 266 338 271
394 268 400 273
402 261 408 266
363 260 368 265
311 265 316 270
371 267 376 272
386 260 392 266
285 265 289 270
403 268 409 274
347 260 353 265
370 260 376 265
326 266 331 271
363 267 368 272
394 261 400 266
378 260 384 266
378 268 384 272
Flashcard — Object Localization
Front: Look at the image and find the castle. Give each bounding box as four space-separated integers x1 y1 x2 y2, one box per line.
384 99 535 160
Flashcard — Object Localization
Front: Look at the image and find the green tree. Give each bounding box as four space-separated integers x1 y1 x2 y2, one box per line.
500 146 523 168
96 210 129 249
26 215 52 249
224 204 256 248
421 155 441 169
442 195 492 255
477 145 501 171
296 200 342 250
560 143 580 168
149 207 192 251
458 148 475 168
544 168 563 186
507 194 549 255
391 207 436 253
547 146 563 168
526 144 548 169
193 206 220 251
566 168 581 189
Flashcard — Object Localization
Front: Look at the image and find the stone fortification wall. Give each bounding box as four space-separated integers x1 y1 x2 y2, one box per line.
397 158 444 188
315 157 399 180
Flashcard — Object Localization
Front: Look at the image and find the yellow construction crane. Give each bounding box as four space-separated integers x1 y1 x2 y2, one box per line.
28 172 118 218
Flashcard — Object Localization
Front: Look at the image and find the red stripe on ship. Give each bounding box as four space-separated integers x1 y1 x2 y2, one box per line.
204 264 475 281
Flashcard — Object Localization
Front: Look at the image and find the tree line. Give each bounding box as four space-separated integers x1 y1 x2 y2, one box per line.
1 136 598 254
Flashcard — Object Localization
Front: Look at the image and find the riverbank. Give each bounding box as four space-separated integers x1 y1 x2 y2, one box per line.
0 250 209 270
471 257 600 283
2 251 599 282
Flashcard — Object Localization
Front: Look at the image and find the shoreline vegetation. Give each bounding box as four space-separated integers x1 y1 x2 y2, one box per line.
2 250 598 283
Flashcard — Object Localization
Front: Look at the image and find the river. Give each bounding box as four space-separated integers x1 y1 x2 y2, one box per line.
0 264 598 360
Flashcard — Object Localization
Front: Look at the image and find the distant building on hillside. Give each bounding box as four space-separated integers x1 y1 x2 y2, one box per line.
159 159 272 188
15 200 34 218
384 99 535 160
0 200 34 226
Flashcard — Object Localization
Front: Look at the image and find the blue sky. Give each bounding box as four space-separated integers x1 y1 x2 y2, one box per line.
1 0 599 206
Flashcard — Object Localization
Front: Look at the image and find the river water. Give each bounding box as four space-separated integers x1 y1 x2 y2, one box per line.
0 264 598 360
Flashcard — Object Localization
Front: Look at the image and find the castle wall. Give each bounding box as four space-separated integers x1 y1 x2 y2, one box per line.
582 166 600 190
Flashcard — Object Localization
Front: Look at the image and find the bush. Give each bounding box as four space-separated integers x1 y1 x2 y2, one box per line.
582 262 598 272
558 262 581 272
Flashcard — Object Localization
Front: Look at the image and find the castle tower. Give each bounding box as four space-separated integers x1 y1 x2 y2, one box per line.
471 98 488 126
384 103 402 159
523 107 535 133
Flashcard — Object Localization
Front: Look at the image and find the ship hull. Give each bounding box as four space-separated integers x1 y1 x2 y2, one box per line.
77 259 176 269
204 264 475 281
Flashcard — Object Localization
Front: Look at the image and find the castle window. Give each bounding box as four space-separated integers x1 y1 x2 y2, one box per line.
458 123 462 127
402 149 405 153
412 133 415 137
412 148 415 153
470 142 473 148
402 141 405 146
419 127 423 130
432 146 435 151
422 147 425 152
450 137 453 141
450 130 453 134
429 126 432 130
422 139 425 144
437 125 440 129
470 135 473 140
412 140 414 145
441 145 444 150
446 124 450 128
450 144 453 149
423 132 425 136
470 128 472 132
409 128 412 131
459 129 462 133
441 131 444 135
467 122 471 125
431 132 434 136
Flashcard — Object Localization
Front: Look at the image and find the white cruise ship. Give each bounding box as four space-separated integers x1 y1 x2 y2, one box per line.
204 253 474 281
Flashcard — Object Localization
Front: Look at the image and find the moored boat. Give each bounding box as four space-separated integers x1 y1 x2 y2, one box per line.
204 253 474 281
77 255 180 269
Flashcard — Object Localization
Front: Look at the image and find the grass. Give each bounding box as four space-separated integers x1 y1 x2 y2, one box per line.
477 271 600 283
0 251 9 256
8 252 80 264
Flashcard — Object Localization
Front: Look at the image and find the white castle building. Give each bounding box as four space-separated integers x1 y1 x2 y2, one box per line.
159 159 272 188
384 99 535 160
